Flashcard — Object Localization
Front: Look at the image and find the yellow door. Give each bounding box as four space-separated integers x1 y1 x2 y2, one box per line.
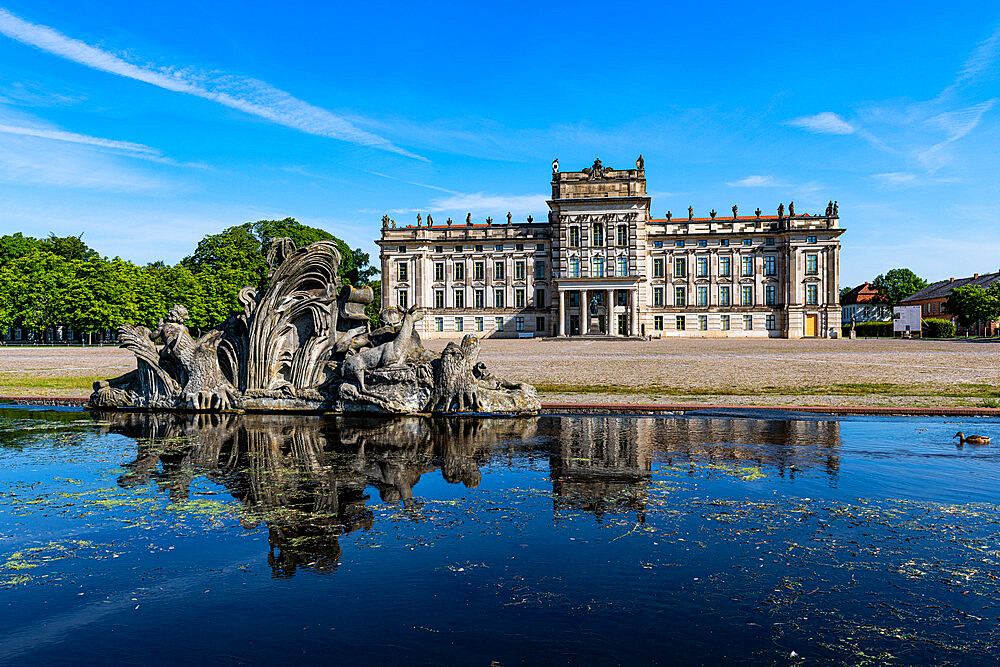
805 314 818 337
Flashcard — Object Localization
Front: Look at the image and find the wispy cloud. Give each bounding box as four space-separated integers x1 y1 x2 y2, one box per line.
871 172 918 186
787 112 855 135
0 122 159 156
0 8 424 161
726 175 786 187
918 99 996 169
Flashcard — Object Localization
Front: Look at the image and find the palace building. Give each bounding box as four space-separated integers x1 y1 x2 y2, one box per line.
377 157 844 339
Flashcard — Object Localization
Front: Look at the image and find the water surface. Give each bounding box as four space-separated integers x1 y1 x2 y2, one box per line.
1 407 998 665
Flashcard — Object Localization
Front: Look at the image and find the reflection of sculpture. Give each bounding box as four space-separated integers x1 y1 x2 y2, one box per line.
92 238 539 415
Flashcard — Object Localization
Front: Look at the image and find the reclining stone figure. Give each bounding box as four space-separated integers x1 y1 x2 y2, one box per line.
341 304 424 395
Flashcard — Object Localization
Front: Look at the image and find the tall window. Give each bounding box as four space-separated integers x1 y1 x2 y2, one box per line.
743 315 753 330
494 261 505 280
697 257 708 277
455 317 464 332
592 256 605 277
592 224 604 247
617 224 628 246
569 226 580 247
455 262 465 281
514 261 525 280
396 261 408 281
474 262 485 281
721 315 730 331
495 317 504 331
675 286 686 307
569 258 580 277
536 316 545 332
434 316 443 332
806 254 818 275
616 290 628 306
742 285 753 306
397 290 408 309
536 289 545 307
806 284 819 305
720 285 731 307
653 287 664 307
569 292 580 307
434 262 444 281
720 257 731 276
764 256 775 276
617 257 628 277
476 317 484 332
698 315 708 330
516 316 525 332
515 289 525 308
676 316 686 331
742 257 753 276
475 289 485 308
697 285 708 306
434 289 444 308
494 289 505 308
454 289 465 308
766 313 776 330
534 261 545 280
765 284 776 305
654 316 664 330
674 257 686 277
653 258 664 277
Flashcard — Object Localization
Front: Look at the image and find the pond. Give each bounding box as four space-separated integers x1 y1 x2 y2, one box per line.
0 406 998 665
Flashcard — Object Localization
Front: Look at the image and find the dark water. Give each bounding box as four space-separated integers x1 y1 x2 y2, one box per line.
1 407 998 666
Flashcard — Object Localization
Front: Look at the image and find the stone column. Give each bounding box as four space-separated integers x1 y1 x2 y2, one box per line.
558 290 566 336
607 288 614 335
631 288 639 336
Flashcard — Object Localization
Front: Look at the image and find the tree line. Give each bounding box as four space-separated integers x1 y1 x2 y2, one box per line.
0 219 379 343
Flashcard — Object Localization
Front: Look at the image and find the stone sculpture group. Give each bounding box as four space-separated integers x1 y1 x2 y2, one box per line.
90 238 540 415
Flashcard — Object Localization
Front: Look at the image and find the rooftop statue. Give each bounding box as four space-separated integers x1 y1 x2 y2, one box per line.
91 238 539 416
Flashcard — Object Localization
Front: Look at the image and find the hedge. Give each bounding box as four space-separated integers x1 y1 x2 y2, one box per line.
922 318 956 338
841 321 893 338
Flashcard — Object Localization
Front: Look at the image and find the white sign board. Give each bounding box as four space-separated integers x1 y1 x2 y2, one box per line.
892 305 921 333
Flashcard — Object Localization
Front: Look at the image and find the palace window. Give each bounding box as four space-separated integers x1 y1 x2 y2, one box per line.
434 289 444 308
536 243 545 251
675 240 685 248
475 244 484 252
654 316 664 330
515 289 525 308
435 317 443 332
653 287 664 307
676 316 686 331
744 315 753 330
654 241 663 248
765 284 776 305
674 257 686 277
766 313 776 330
535 261 545 280
720 256 731 276
536 289 545 307
434 262 444 281
806 254 818 275
515 261 525 280
494 244 503 252
592 256 605 277
476 317 484 332
742 285 753 306
617 224 628 246
495 289 505 308
743 239 753 246
454 262 465 281
397 290 408 309
396 261 408 282
455 245 463 253
721 315 731 331
496 317 504 331
435 245 444 253
698 315 708 331
569 258 580 277
397 245 406 253
653 258 664 277
765 238 775 246
455 317 464 332
516 243 524 251
569 292 580 307
593 224 604 247
516 316 525 332
699 240 708 247
675 286 686 307
806 284 819 305
696 257 708 277
742 257 753 276
617 257 628 277
764 256 775 276
617 290 628 306
454 289 465 309
474 262 485 281
569 226 580 247
721 239 730 247
494 261 505 280
475 289 485 308
697 286 708 306
807 236 817 244
536 316 545 331
720 285 731 307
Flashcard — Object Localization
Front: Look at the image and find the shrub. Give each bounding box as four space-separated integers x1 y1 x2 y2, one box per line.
842 321 893 338
922 318 956 338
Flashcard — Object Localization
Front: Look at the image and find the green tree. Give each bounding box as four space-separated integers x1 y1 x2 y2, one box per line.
0 250 77 341
0 233 46 266
872 268 928 306
944 284 1000 329
42 233 99 262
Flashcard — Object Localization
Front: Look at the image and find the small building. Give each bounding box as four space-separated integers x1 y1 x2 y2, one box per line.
841 282 890 324
901 271 1000 335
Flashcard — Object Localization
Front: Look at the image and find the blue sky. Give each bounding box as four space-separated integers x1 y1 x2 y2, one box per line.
0 1 997 287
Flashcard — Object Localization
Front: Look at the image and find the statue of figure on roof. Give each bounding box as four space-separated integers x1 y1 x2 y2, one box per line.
636 155 644 170
390 220 395 228
466 213 472 225
507 212 512 224
666 211 672 220
416 214 422 226
826 201 834 216
527 215 533 223
777 203 784 218
710 209 717 219
382 214 389 227
732 204 738 219
789 201 795 217
552 158 559 174
688 206 693 221
833 201 838 216
593 156 603 172
486 216 493 225
755 208 761 219
427 214 433 226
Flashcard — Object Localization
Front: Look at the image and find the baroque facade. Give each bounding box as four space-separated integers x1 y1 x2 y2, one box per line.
378 157 844 339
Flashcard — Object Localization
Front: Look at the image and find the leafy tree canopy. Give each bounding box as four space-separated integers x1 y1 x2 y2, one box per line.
872 269 928 306
944 284 1000 329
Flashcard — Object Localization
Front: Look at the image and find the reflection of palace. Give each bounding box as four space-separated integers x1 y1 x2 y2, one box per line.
99 412 841 576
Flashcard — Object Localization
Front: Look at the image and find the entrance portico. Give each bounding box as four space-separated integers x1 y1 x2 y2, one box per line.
556 279 641 337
